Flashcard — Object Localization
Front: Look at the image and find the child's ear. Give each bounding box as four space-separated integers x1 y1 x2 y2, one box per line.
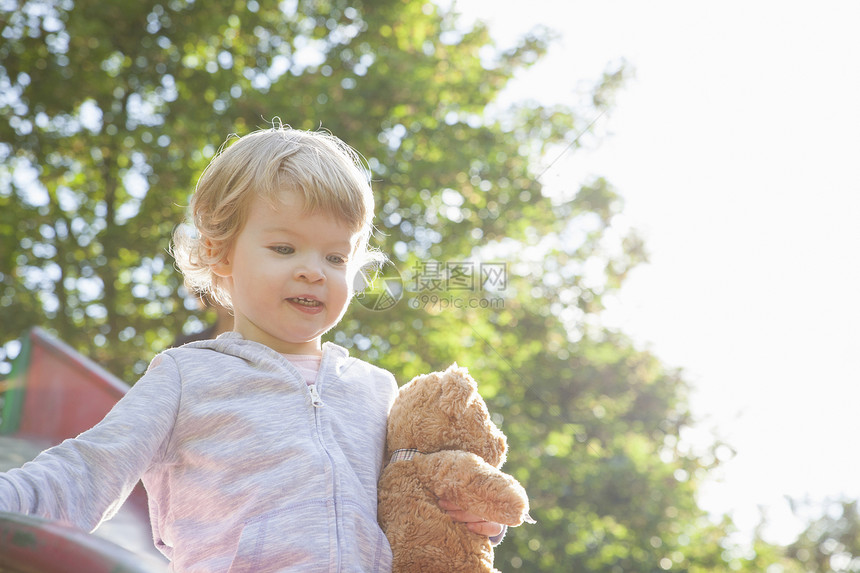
206 239 233 278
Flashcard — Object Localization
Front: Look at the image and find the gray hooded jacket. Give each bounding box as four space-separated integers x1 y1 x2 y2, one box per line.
0 334 398 572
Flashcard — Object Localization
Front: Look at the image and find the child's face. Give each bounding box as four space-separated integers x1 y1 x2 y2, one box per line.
212 190 359 355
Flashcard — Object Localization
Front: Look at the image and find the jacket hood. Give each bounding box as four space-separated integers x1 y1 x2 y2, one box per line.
173 332 349 379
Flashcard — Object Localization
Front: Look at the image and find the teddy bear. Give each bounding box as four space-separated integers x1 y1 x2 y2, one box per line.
378 363 533 573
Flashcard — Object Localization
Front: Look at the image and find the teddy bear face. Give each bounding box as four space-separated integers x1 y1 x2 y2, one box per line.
386 365 508 468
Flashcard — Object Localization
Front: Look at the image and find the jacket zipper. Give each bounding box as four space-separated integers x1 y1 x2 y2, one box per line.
307 381 339 566
308 384 324 407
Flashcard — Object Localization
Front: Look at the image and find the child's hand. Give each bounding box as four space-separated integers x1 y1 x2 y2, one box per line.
438 498 504 538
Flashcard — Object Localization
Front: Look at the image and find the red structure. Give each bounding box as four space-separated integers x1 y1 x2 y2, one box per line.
9 328 132 442
0 327 164 572
0 512 164 573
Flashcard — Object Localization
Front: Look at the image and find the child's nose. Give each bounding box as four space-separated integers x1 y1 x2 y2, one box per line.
295 258 325 283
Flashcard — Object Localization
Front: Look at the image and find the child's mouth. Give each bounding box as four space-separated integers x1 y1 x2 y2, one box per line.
288 297 322 308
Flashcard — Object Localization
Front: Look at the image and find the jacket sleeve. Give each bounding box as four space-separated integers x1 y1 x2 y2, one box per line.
0 352 181 532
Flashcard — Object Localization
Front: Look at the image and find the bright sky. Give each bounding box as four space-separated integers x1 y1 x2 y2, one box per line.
457 0 860 544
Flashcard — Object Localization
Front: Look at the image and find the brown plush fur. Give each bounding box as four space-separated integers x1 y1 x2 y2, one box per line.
378 364 532 572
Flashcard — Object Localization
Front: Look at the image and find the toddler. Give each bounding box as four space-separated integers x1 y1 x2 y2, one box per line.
0 125 502 572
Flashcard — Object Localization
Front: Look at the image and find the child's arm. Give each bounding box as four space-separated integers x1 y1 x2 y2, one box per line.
417 450 531 527
438 499 505 538
411 449 531 548
0 353 181 532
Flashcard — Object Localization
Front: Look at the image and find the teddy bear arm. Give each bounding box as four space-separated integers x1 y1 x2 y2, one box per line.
416 450 530 527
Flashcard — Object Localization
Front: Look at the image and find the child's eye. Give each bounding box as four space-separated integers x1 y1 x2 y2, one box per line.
270 245 294 255
327 254 347 265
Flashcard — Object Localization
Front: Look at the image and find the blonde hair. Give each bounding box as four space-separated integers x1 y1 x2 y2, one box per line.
172 124 379 307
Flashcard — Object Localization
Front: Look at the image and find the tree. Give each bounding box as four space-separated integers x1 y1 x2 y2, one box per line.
1 0 747 569
0 0 563 380
785 498 860 572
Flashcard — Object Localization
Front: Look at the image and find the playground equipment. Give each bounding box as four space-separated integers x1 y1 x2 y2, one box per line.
0 511 165 573
0 327 167 571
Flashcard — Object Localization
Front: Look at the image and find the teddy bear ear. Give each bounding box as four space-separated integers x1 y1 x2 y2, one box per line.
444 362 469 377
438 365 477 417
